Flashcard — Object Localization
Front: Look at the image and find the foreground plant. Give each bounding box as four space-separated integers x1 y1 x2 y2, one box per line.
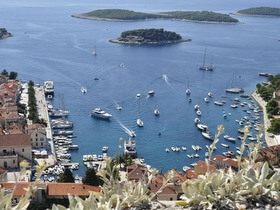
180 125 280 209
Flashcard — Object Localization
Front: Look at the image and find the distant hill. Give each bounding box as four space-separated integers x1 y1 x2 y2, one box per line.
110 28 191 45
72 9 239 23
0 28 12 39
237 7 280 16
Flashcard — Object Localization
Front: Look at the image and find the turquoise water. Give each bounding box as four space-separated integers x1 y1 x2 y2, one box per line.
0 0 279 175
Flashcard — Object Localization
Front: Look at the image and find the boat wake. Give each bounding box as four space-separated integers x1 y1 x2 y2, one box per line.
162 74 174 89
116 119 135 137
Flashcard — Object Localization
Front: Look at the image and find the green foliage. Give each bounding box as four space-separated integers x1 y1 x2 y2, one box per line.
28 202 49 210
58 168 75 183
266 99 279 115
1 69 8 77
162 11 238 23
85 9 162 20
83 9 238 23
9 71 18 80
238 7 280 16
17 102 26 114
113 153 134 169
257 74 280 102
120 28 182 42
267 118 280 134
82 168 103 186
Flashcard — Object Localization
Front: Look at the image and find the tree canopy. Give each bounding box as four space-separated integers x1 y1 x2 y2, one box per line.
238 7 280 16
82 168 103 186
58 168 75 183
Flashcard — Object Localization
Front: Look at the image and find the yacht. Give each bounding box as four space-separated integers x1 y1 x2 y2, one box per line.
154 109 160 116
225 87 244 94
204 97 209 103
202 131 214 141
44 81 54 95
224 135 236 142
81 87 87 93
91 108 112 120
148 90 155 96
231 104 238 108
186 89 191 95
124 139 137 158
102 146 108 152
208 92 213 98
214 101 223 106
49 109 69 118
136 118 144 127
199 49 214 71
197 124 208 131
221 143 229 148
194 118 200 124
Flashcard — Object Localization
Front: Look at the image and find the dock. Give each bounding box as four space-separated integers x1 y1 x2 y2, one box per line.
251 91 280 146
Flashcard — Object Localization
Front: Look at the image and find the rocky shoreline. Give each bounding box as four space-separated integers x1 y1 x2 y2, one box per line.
109 38 191 45
0 28 12 39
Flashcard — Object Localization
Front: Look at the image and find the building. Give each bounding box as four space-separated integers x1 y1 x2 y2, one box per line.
210 155 239 171
0 133 32 169
26 124 47 148
0 182 101 206
127 164 148 181
258 145 280 166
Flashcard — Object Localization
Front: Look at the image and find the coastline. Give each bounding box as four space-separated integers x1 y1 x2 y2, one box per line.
232 12 280 18
109 38 191 45
251 91 279 147
71 14 239 24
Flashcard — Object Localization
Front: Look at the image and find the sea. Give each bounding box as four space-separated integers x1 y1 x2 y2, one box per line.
0 0 280 175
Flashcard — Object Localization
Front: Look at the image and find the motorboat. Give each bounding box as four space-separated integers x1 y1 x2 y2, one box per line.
194 154 199 158
222 100 226 104
190 162 197 167
136 93 141 98
93 77 99 80
259 72 272 77
196 110 202 116
171 147 176 152
183 166 190 172
182 146 187 151
187 154 193 158
248 137 257 141
186 89 191 95
188 98 192 103
148 90 155 96
47 95 53 100
234 98 240 102
204 97 209 103
231 104 238 108
214 101 223 106
154 109 160 116
223 114 227 119
136 118 144 127
221 143 229 148
194 105 200 110
124 139 137 158
98 155 103 161
194 118 200 124
192 145 197 151
208 92 213 97
114 101 122 110
120 63 125 67
225 87 244 94
69 145 79 150
91 108 112 120
197 124 208 131
102 146 108 152
224 135 236 142
44 81 54 95
202 131 214 141
81 87 87 93
165 148 170 152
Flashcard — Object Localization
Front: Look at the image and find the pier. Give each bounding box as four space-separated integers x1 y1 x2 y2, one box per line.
251 91 280 146
34 85 56 166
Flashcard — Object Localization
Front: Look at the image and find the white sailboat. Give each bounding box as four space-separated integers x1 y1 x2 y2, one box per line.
154 99 160 116
185 76 191 95
81 87 87 93
136 118 144 127
199 49 214 71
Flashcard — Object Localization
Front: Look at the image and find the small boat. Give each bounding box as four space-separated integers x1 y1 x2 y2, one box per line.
196 146 202 150
197 124 208 131
136 118 144 127
186 89 191 95
194 118 200 124
222 100 226 104
247 111 251 114
165 148 170 152
223 114 227 119
154 109 160 116
47 95 53 100
130 130 136 138
194 105 200 110
120 63 125 67
248 137 257 141
231 104 238 108
236 150 241 155
93 77 99 80
221 143 229 148
190 162 197 167
208 92 213 98
234 98 240 102
171 147 176 152
183 166 190 172
114 101 122 110
259 72 272 77
69 145 79 150
214 101 223 106
81 87 87 93
204 97 209 103
192 145 197 151
194 154 199 158
235 120 240 123
91 108 112 120
136 93 141 98
196 110 202 116
225 87 244 94
182 146 187 151
224 135 236 142
187 154 193 158
188 98 192 103
148 90 155 96
202 131 214 141
102 146 108 152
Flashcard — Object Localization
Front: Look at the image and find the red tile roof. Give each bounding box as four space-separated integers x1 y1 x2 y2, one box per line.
0 134 31 148
165 169 186 183
185 169 198 179
194 160 216 175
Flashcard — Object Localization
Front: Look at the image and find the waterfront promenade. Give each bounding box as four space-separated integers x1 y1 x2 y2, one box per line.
252 91 280 147
35 86 56 166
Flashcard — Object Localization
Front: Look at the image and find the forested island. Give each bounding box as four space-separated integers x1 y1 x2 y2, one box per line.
0 28 12 39
72 9 239 23
237 7 280 16
110 28 190 45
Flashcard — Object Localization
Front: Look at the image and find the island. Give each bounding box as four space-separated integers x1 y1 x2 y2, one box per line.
237 7 280 16
0 28 12 39
72 9 239 24
110 28 190 45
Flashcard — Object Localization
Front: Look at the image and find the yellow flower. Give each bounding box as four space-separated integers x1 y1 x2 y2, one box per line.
19 160 29 169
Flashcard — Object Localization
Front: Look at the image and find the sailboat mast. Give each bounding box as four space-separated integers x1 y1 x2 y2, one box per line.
210 56 213 68
202 49 206 66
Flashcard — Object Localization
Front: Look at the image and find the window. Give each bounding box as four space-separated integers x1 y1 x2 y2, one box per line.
13 160 15 164
36 143 38 146
22 148 24 152
40 138 44 141
3 150 6 153
36 138 38 142
41 143 43 146
36 133 38 137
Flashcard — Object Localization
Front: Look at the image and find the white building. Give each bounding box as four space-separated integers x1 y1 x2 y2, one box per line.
0 133 32 169
26 124 47 148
